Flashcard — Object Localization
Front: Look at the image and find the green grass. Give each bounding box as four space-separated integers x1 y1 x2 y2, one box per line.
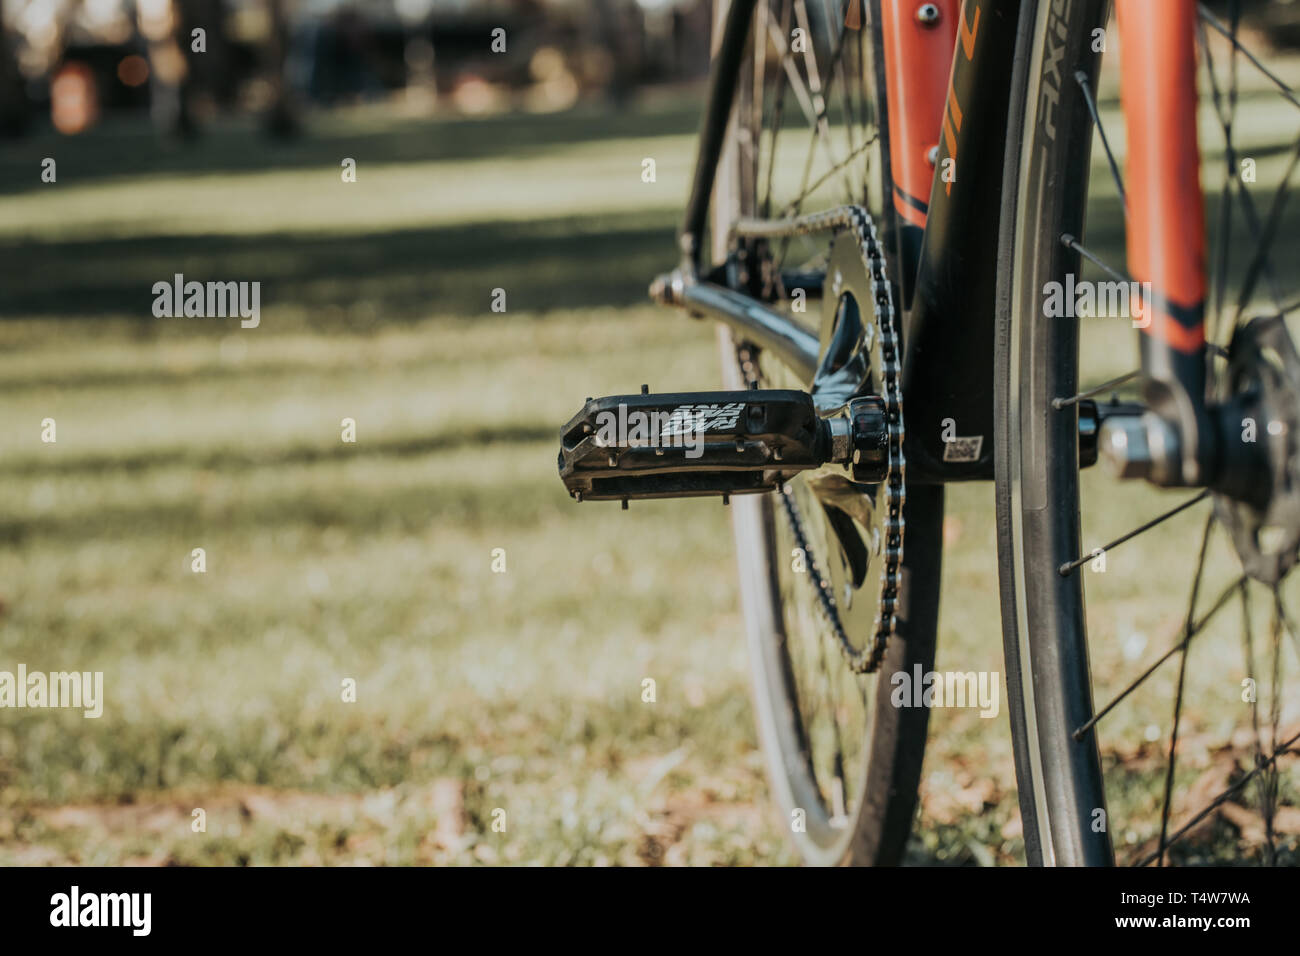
0 73 1296 865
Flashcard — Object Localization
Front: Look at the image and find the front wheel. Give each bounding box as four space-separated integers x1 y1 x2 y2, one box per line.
997 0 1300 866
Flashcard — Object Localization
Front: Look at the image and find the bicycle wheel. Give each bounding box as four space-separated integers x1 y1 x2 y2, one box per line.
997 0 1300 865
711 0 944 866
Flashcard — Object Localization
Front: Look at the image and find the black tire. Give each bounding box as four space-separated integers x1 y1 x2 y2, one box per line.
713 0 944 866
994 0 1113 866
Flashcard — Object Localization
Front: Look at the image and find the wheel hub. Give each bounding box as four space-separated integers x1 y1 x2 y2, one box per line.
1214 315 1300 583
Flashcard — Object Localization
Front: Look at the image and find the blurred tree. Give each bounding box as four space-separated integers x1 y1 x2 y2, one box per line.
591 0 645 106
264 0 298 136
0 0 30 136
137 0 198 138
189 0 238 111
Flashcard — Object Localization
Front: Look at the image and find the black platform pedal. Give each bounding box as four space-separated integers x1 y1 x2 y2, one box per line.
557 388 836 502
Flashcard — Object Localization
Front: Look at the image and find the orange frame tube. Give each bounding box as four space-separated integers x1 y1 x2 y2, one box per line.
1116 0 1207 355
879 0 960 229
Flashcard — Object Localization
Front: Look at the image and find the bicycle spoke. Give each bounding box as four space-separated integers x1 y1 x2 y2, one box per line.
1155 514 1214 866
1057 237 1243 347
797 0 859 180
838 0 872 137
1052 369 1141 410
772 6 864 269
747 0 769 195
1156 637 1192 865
792 0 853 197
1198 11 1238 342
761 0 794 219
1074 569 1242 741
766 16 819 133
1059 233 1132 285
1272 594 1300 670
1241 579 1262 760
1056 233 1220 352
1223 170 1286 323
1267 294 1300 321
1231 132 1300 329
821 0 865 196
793 1 826 114
780 137 877 218
784 482 862 822
811 597 851 805
1074 70 1126 209
1198 4 1300 112
1058 491 1209 577
1263 589 1285 863
1132 726 1300 866
765 15 821 269
1239 580 1275 863
1201 4 1288 327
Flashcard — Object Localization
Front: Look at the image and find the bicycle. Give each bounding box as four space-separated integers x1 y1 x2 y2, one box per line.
557 0 1300 865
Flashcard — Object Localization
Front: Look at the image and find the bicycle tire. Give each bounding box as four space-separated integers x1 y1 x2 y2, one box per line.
994 0 1114 866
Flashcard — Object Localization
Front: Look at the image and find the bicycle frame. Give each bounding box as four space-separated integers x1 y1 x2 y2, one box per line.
675 0 1215 488
1116 0 1214 487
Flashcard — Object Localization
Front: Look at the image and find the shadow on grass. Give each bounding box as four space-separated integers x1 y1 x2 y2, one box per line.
0 210 679 323
0 423 556 478
10 185 1300 328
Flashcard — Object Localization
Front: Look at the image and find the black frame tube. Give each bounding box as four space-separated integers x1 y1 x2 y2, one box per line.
899 0 1024 483
680 0 758 272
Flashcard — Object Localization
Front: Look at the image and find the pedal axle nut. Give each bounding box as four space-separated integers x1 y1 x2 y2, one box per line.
848 396 889 483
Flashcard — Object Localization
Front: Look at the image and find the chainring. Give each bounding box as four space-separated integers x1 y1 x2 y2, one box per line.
733 206 904 673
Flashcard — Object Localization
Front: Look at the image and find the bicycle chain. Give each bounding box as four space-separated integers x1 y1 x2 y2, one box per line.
731 205 904 674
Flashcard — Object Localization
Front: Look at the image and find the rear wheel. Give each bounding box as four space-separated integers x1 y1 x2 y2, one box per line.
711 0 944 865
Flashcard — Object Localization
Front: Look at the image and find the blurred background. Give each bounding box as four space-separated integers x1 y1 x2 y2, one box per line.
0 0 1297 865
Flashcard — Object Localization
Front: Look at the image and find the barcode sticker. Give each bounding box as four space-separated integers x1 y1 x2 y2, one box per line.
943 435 984 462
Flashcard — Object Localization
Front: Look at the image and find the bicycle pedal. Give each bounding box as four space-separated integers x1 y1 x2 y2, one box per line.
557 387 833 502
